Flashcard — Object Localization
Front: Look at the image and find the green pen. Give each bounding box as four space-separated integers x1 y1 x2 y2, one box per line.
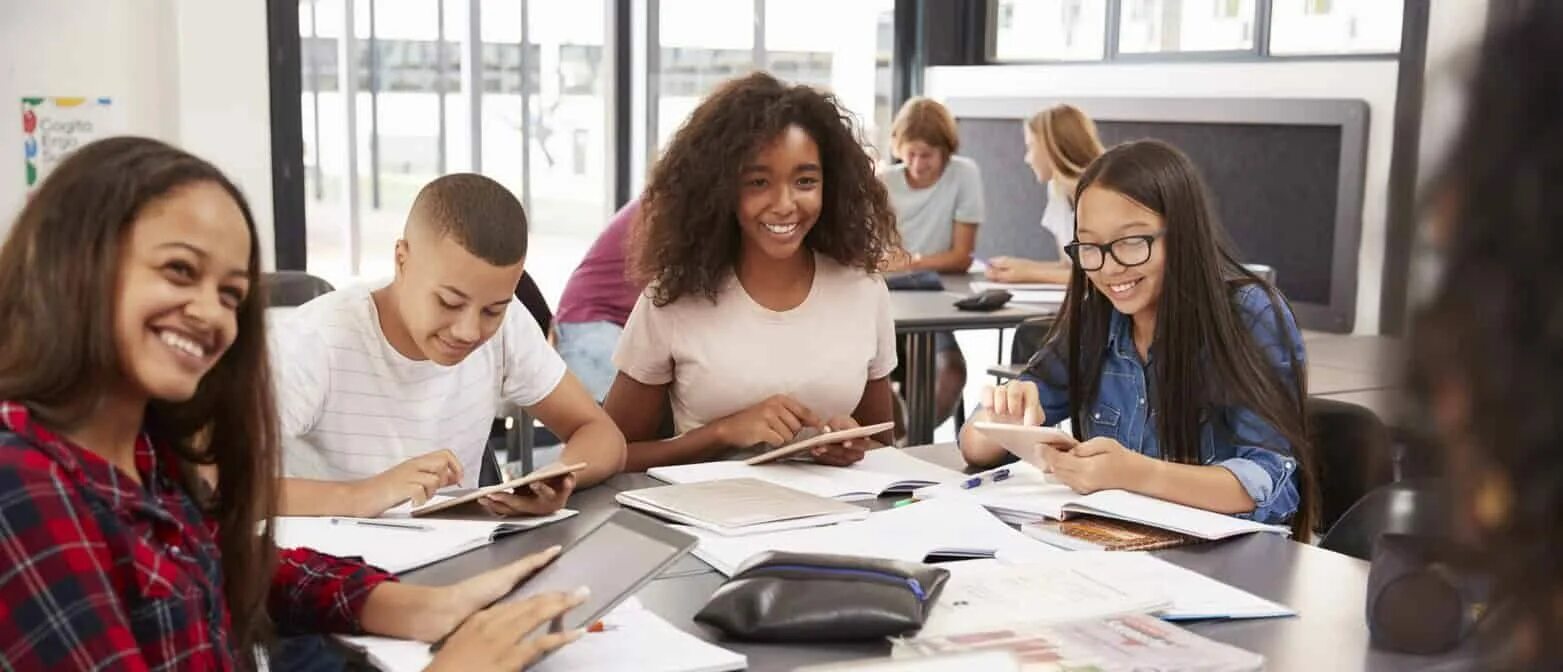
892 498 916 508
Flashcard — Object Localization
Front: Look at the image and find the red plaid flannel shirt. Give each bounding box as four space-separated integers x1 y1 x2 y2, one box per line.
0 402 396 670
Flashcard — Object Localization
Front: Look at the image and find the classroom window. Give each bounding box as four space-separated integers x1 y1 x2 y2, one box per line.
652 0 894 163
1117 0 1257 54
764 0 897 161
1268 0 1403 55
296 0 610 297
992 0 1109 62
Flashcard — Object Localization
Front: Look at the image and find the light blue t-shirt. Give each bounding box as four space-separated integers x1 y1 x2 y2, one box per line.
882 155 986 256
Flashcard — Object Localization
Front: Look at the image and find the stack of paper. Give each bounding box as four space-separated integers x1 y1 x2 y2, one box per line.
915 462 1289 541
894 612 1265 672
649 447 963 501
616 478 869 535
682 497 1059 576
338 598 746 672
272 510 576 574
920 553 1292 633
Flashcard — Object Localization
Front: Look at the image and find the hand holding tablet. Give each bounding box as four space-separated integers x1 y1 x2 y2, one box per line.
972 421 1077 475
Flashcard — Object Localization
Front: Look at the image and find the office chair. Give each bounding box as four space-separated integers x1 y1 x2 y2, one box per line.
262 270 335 308
1308 397 1397 537
488 271 560 481
1319 479 1447 561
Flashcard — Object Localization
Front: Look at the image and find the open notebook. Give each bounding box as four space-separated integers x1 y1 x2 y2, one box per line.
913 462 1289 541
681 496 1059 576
616 478 869 535
649 447 964 501
272 510 575 574
338 598 746 672
921 553 1292 632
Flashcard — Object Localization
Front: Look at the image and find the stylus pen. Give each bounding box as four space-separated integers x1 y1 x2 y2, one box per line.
330 518 431 531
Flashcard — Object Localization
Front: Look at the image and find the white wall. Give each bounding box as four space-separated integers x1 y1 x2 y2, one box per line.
0 0 275 269
925 59 1398 334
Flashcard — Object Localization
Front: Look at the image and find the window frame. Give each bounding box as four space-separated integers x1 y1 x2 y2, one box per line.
985 0 1403 66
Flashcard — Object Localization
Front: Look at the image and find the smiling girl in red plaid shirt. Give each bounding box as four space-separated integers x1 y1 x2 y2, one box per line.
0 137 586 671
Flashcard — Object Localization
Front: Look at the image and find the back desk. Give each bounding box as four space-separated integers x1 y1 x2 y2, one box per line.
401 444 1472 672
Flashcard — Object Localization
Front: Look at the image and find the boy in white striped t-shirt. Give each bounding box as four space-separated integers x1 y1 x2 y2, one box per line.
273 174 626 517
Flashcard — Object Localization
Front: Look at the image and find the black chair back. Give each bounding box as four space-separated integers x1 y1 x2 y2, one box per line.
1308 397 1397 536
263 271 336 308
1320 479 1447 561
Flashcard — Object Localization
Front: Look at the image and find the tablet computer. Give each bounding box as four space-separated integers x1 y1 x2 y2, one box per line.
744 422 895 465
972 421 1076 472
411 462 586 517
496 509 695 632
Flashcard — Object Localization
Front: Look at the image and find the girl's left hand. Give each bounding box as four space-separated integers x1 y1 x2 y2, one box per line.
1044 437 1156 494
420 545 565 642
808 416 871 467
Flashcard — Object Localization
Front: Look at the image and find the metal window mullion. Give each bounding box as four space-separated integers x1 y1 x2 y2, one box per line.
340 0 362 275
1255 0 1273 57
368 0 382 209
437 0 447 175
519 0 533 210
1105 0 1122 61
309 0 323 199
464 0 483 173
645 0 661 169
753 0 766 71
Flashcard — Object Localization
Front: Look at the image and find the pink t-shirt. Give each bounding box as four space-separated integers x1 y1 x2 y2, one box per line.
556 199 642 326
614 253 898 435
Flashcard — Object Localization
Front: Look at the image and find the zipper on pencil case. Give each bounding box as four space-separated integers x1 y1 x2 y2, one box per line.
751 564 928 601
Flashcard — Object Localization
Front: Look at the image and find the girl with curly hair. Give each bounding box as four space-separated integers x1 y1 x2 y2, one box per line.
603 72 902 470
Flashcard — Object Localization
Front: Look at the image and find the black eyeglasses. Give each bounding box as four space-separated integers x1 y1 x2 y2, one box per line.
1065 231 1164 271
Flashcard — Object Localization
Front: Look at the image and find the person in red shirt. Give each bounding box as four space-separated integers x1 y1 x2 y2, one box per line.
0 136 586 670
555 198 644 401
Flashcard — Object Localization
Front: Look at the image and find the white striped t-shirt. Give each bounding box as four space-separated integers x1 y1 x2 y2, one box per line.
272 282 566 487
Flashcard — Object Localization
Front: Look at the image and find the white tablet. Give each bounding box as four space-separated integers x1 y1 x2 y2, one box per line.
972 421 1076 471
744 422 896 465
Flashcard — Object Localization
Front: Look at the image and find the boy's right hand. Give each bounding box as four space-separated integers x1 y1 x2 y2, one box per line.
355 449 464 515
714 395 820 448
983 381 1045 427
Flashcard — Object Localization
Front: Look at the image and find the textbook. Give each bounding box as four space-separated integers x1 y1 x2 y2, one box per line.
272 509 576 574
616 478 869 535
1022 517 1204 552
649 446 963 501
913 462 1289 541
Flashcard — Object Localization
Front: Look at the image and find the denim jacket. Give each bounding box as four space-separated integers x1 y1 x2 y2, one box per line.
1022 284 1306 524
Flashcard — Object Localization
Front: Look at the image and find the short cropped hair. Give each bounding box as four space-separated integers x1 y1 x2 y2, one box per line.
890 96 960 158
409 173 528 265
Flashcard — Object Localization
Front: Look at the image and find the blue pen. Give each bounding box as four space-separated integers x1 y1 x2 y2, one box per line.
960 468 1011 490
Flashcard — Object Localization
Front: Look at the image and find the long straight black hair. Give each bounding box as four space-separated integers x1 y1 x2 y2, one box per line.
1038 139 1315 535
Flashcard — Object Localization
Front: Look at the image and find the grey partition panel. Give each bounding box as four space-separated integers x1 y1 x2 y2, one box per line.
950 97 1369 333
958 121 1056 263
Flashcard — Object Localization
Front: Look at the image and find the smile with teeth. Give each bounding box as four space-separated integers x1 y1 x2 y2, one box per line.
157 329 208 360
763 222 799 236
1106 278 1142 296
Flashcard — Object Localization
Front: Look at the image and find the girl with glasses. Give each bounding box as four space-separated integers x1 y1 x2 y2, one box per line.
958 140 1315 534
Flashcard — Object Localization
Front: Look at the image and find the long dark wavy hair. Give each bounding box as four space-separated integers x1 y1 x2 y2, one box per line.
0 137 279 659
632 71 900 306
1409 2 1563 666
1036 140 1316 535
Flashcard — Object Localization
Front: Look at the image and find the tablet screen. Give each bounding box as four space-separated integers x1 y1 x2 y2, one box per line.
496 511 693 631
